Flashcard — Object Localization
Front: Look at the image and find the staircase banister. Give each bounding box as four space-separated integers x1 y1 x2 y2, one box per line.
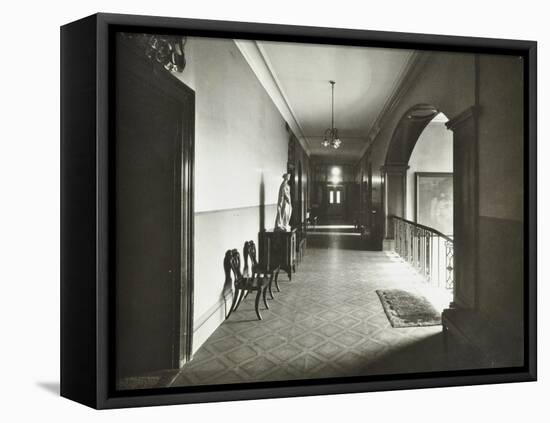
391 215 453 242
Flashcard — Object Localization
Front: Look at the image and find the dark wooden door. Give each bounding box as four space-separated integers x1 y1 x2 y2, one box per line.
115 36 194 379
326 185 345 221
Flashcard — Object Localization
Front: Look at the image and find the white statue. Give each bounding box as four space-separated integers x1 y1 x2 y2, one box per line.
274 173 292 232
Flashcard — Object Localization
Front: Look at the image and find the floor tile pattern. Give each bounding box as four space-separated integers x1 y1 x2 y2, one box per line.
119 227 459 390
167 240 454 388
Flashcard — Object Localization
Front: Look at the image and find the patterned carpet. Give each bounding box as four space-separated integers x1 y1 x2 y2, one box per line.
376 289 443 327
119 228 456 390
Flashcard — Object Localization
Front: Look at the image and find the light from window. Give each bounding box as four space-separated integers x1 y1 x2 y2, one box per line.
329 190 334 204
336 190 341 204
330 167 342 184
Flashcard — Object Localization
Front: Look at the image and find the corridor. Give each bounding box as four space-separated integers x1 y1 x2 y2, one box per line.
109 33 526 392
119 227 455 390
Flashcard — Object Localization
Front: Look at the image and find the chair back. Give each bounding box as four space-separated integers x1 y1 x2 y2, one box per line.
227 248 243 282
223 250 233 284
243 241 252 277
248 240 259 269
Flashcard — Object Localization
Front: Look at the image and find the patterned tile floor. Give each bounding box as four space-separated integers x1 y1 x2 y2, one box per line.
120 227 459 390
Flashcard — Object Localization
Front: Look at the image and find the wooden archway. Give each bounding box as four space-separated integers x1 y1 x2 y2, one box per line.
382 104 442 237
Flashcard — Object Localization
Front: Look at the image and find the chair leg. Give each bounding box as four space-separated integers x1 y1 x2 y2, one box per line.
263 286 269 310
275 268 281 292
226 290 237 318
268 274 275 299
234 289 246 311
254 290 263 320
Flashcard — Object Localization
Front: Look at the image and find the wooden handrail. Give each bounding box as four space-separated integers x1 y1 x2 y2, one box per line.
391 215 453 242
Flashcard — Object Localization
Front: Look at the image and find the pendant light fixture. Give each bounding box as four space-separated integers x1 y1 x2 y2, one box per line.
322 80 342 149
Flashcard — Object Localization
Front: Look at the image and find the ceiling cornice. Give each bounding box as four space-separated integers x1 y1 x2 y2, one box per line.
234 39 311 156
356 51 432 161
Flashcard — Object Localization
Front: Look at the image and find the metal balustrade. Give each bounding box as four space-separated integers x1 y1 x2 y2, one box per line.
392 215 454 290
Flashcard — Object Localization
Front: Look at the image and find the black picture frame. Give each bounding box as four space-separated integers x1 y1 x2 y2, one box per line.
60 12 537 409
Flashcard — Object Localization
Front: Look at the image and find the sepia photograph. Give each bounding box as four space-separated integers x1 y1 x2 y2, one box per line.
110 28 528 392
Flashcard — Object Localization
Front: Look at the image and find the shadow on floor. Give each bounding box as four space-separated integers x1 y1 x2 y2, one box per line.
360 332 449 375
360 331 485 375
36 381 60 396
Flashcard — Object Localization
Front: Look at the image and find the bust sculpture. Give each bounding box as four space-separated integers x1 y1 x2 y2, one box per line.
274 173 292 231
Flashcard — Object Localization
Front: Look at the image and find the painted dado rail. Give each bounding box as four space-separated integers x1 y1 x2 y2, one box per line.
392 215 454 290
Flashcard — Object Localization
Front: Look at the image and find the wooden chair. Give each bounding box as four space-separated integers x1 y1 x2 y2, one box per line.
247 240 281 299
225 244 271 320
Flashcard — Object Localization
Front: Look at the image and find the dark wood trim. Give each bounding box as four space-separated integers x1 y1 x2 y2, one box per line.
182 83 195 363
380 164 409 238
113 35 195 373
380 163 409 174
445 105 478 131
447 105 479 309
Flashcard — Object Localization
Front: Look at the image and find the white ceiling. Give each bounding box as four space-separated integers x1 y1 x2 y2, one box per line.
257 41 414 161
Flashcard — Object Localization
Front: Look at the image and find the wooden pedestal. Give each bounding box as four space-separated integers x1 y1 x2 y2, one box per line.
258 229 296 281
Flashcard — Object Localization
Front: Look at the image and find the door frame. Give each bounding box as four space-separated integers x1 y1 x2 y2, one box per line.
113 35 195 374
178 81 195 367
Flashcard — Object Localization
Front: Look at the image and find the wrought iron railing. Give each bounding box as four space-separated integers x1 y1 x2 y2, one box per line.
392 215 454 290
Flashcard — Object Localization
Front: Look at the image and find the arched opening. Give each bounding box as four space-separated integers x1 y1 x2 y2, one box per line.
406 112 453 235
383 105 455 307
383 104 452 236
385 105 443 165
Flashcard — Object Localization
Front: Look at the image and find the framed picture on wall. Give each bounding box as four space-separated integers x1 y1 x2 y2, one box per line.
415 172 453 236
61 13 537 409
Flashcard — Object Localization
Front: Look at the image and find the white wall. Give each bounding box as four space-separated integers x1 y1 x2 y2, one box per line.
405 119 453 223
174 37 288 213
173 37 289 352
